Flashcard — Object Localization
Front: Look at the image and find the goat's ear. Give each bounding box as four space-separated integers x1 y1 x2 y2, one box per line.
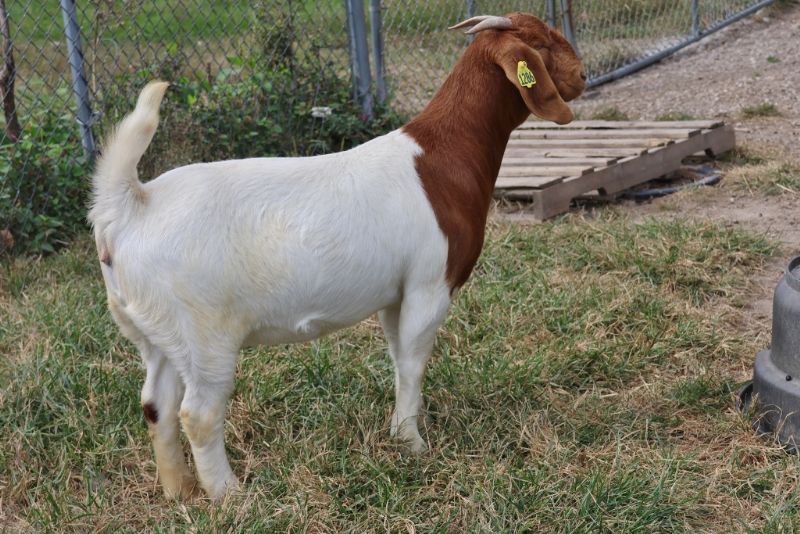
493 39 573 124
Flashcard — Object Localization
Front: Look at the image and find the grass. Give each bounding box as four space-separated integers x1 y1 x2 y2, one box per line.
719 147 768 166
656 112 696 121
1 212 793 531
741 103 782 118
730 161 800 196
591 107 630 121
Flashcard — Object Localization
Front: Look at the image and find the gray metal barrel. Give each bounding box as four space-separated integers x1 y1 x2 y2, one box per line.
771 257 800 378
742 256 800 449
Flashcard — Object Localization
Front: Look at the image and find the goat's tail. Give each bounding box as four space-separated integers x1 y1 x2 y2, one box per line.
90 80 169 224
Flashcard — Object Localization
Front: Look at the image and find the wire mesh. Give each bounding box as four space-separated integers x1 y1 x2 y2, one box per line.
569 0 774 85
0 0 776 255
570 0 696 81
379 1 551 114
0 0 350 253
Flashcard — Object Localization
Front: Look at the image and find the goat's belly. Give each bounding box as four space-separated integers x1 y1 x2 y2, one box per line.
241 309 377 348
240 282 400 348
242 319 344 347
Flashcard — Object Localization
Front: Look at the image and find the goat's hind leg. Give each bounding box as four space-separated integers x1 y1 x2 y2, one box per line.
109 301 197 499
179 348 240 500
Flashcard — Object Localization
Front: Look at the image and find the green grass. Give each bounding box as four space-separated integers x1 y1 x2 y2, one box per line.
719 147 768 166
0 213 792 531
741 103 782 118
656 112 696 121
12 1 258 44
591 107 630 121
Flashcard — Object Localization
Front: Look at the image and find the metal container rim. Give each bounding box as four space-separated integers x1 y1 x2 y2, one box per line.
786 256 800 292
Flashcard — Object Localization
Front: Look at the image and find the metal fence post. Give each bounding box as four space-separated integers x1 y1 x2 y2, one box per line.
559 0 579 55
345 0 373 120
369 0 386 106
466 0 475 42
692 0 701 37
0 0 20 143
546 0 557 28
59 0 95 162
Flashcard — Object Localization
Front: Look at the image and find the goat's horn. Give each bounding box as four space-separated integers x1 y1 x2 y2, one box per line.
448 15 513 34
448 15 490 30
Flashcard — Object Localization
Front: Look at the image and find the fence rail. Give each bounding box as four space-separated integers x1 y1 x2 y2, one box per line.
0 0 775 254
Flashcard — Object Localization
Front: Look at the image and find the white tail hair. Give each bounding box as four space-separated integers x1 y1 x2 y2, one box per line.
89 80 169 228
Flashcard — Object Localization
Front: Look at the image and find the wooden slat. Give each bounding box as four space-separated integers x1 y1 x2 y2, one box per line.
507 138 674 149
494 121 736 220
496 177 567 189
501 156 616 167
519 120 723 130
499 166 592 178
510 128 701 140
523 125 736 220
503 147 649 158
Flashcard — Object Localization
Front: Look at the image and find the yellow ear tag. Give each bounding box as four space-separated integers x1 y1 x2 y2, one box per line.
517 61 536 88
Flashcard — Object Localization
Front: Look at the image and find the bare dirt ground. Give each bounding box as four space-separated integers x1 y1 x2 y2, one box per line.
497 3 800 333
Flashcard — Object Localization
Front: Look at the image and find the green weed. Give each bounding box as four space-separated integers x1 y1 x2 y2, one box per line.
741 103 781 118
591 107 630 121
656 112 696 121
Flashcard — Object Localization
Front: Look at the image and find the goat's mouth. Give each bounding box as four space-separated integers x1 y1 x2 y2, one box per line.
560 81 586 102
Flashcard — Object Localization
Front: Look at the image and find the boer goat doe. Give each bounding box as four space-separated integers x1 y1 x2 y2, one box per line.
91 13 585 500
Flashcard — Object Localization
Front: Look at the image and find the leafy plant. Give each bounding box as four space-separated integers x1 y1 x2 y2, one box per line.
4 52 403 257
0 108 89 255
96 53 404 182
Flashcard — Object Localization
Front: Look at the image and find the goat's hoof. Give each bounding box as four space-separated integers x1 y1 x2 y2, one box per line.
395 435 427 455
408 438 428 455
162 473 199 500
203 475 241 502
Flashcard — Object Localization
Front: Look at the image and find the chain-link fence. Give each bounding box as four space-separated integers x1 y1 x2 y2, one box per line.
0 0 776 255
569 0 775 85
1 0 358 254
378 0 774 111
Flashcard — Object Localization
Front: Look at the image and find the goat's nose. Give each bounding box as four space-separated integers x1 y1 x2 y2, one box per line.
580 71 587 81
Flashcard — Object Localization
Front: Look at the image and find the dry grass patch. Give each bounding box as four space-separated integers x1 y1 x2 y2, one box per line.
727 161 800 196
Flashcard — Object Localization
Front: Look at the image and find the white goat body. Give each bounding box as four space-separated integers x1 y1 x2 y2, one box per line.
92 82 451 499
97 118 447 354
92 12 585 500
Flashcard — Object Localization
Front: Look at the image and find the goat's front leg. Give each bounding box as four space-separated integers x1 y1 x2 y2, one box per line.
388 287 451 453
179 355 239 500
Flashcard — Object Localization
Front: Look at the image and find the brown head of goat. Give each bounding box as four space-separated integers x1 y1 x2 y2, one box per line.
403 12 585 292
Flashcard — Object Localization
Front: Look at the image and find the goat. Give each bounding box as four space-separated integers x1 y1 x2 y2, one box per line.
90 12 585 500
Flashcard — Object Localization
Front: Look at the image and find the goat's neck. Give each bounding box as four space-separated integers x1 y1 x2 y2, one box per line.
401 46 531 291
403 45 530 196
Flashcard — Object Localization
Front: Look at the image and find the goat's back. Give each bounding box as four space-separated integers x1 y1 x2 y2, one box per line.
103 130 448 349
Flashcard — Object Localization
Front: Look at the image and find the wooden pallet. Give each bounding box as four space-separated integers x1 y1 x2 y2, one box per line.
494 120 736 220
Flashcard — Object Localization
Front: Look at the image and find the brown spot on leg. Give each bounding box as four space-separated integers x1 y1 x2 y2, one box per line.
143 402 159 424
100 249 112 267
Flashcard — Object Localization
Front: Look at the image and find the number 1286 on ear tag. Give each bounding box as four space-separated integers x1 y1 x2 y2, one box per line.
517 61 536 88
